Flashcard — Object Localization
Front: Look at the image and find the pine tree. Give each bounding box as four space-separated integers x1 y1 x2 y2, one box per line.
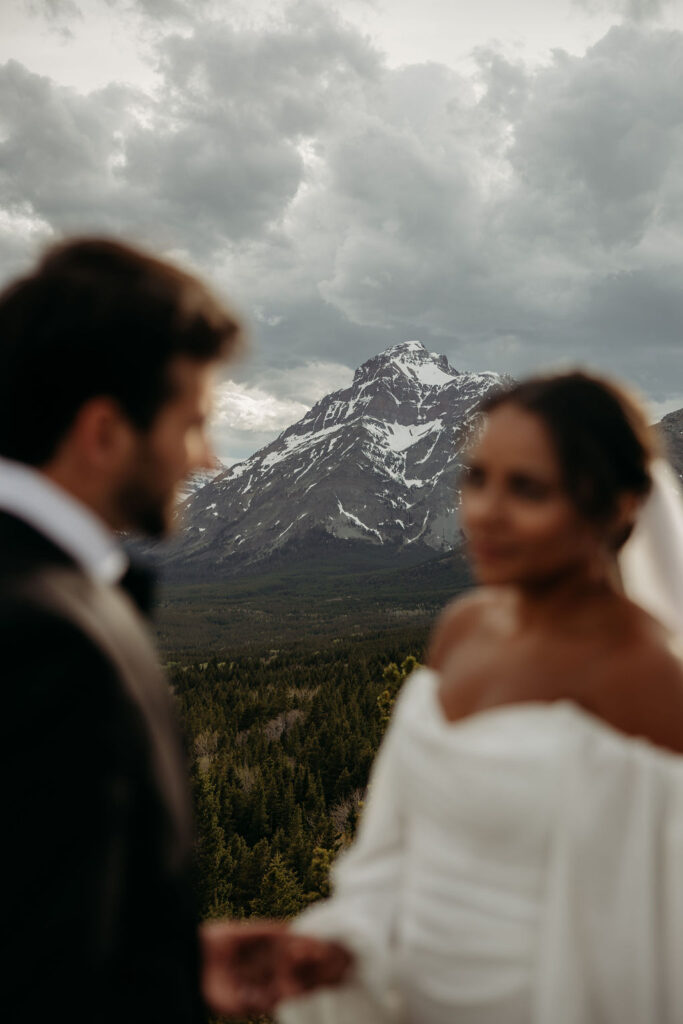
306 846 334 901
192 766 233 917
250 853 305 918
377 655 420 728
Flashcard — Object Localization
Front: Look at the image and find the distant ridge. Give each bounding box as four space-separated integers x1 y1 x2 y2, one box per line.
657 407 683 482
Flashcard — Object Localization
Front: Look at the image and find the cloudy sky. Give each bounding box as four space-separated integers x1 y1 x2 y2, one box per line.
1 0 682 462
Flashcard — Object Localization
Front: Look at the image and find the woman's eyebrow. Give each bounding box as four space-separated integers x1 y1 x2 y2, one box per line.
507 469 557 486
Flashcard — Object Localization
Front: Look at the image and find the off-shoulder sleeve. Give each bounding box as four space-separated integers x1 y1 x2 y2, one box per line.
534 718 683 1024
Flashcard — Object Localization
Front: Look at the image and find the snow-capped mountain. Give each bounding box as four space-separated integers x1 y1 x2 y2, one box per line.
162 341 511 578
176 457 227 503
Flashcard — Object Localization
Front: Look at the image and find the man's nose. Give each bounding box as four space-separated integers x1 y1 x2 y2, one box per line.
197 441 215 471
188 434 215 473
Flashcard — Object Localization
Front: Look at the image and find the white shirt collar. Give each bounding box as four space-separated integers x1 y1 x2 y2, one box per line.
0 456 128 585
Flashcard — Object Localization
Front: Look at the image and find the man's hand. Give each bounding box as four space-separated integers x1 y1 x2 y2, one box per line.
200 920 353 1018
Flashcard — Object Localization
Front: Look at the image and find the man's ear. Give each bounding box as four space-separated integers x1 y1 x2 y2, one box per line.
69 396 137 469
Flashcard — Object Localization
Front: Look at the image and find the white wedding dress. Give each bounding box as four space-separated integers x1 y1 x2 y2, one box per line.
278 462 683 1024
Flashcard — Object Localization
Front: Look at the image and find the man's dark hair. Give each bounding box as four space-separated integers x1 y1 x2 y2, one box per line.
479 371 658 549
0 237 242 465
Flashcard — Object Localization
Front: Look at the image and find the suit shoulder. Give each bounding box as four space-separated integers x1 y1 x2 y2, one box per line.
0 582 123 710
0 576 100 648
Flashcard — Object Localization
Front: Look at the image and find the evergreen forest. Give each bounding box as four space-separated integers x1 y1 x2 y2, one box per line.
169 629 426 1022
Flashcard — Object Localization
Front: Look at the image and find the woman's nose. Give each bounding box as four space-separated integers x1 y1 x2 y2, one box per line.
463 486 506 527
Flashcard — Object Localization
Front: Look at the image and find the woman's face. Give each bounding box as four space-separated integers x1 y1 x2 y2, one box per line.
461 404 606 587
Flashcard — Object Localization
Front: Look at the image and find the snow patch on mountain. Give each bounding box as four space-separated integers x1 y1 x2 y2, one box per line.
336 499 384 544
388 340 459 387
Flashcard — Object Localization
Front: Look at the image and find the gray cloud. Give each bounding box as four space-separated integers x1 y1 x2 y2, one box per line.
26 0 84 21
0 60 141 230
124 0 195 19
573 0 676 22
301 24 683 383
22 0 83 41
1 0 682 452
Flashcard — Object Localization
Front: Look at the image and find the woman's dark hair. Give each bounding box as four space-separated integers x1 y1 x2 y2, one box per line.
479 371 659 549
0 237 242 465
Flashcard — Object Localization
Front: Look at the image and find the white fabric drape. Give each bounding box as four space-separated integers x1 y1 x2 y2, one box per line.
278 671 683 1024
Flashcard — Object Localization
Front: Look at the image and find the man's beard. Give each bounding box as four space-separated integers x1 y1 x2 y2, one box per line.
115 447 176 539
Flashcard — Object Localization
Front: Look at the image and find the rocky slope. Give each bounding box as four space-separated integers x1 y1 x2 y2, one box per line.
176 457 227 503
657 407 683 482
160 341 510 579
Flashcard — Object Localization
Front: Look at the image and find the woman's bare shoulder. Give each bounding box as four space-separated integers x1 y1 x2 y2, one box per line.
592 611 683 753
427 589 501 669
616 620 683 690
612 601 683 672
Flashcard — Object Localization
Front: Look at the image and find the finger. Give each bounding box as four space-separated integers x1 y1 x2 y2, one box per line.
282 940 354 993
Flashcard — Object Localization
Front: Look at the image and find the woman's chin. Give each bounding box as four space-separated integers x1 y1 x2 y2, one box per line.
470 560 520 586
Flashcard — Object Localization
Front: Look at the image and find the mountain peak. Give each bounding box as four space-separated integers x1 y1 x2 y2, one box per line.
386 339 427 355
354 339 460 388
161 344 510 580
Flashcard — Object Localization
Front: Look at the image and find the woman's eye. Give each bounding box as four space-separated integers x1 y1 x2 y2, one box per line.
462 465 485 487
510 477 550 500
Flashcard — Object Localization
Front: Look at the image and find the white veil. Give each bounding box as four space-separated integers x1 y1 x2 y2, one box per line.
619 458 683 640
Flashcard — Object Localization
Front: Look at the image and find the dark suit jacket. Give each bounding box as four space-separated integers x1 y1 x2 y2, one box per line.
1 511 207 1023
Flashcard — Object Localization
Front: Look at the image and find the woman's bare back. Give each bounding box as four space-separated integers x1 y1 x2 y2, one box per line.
428 587 683 754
